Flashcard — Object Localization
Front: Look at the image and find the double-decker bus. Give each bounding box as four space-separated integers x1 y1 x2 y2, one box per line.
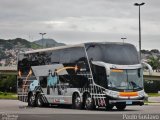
17 42 152 110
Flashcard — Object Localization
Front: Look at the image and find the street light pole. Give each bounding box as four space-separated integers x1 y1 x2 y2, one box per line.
121 37 127 44
134 2 145 60
39 33 46 48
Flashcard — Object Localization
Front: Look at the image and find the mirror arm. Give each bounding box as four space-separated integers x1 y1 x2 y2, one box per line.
142 62 153 75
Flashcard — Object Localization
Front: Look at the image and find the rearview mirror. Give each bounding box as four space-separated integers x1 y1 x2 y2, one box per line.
141 62 153 75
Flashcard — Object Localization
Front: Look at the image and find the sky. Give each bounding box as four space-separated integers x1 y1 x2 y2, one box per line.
0 0 159 50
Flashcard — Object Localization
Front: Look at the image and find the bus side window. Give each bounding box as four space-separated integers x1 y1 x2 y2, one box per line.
92 64 107 88
40 77 47 88
69 75 88 88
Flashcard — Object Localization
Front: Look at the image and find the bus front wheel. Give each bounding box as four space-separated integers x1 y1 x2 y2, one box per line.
106 104 114 111
105 99 114 110
116 103 126 111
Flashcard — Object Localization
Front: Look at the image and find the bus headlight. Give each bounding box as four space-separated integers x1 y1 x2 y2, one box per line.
138 90 145 97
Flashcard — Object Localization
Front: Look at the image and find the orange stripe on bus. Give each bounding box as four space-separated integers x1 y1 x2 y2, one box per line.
56 65 79 73
111 69 123 72
119 92 138 97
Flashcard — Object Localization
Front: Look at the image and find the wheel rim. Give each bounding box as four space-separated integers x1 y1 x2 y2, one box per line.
37 97 42 106
29 95 35 106
75 96 81 107
85 97 92 109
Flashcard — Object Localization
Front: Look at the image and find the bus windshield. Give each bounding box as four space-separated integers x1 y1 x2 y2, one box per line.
107 69 143 91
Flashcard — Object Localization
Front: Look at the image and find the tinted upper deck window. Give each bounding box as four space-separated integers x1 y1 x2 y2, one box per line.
85 43 139 65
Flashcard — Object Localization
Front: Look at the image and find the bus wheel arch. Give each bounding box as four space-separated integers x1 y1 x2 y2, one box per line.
72 92 82 109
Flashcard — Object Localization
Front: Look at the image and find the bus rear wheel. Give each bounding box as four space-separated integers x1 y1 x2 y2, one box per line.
28 93 36 107
72 93 82 109
84 94 95 110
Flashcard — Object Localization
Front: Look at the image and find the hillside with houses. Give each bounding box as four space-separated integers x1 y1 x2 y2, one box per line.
0 38 65 66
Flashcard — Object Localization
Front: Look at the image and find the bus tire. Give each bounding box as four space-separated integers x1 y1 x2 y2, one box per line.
84 94 95 110
105 99 114 110
36 93 44 107
106 104 114 111
28 93 36 107
116 103 126 111
72 93 82 109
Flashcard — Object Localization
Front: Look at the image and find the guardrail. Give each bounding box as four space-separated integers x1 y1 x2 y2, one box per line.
143 72 160 81
0 66 17 75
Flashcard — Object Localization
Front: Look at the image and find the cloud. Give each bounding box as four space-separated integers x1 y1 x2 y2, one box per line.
0 0 159 50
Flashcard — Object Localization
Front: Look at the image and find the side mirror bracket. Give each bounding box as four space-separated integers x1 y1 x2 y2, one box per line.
141 61 153 75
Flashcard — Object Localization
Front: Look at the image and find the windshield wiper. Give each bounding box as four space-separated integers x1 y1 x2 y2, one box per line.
129 81 142 89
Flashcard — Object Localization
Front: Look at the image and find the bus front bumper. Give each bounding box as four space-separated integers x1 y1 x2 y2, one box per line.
109 99 144 106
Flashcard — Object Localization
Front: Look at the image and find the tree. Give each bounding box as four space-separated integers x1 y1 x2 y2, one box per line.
148 56 160 72
150 49 160 54
0 75 17 92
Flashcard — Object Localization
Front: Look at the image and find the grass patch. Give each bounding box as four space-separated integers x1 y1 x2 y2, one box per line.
0 92 17 100
144 101 160 105
145 101 159 103
147 93 160 97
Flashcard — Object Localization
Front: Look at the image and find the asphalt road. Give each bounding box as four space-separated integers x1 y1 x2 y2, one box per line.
0 100 160 120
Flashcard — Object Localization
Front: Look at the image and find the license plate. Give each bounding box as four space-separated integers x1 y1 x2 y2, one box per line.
126 101 132 105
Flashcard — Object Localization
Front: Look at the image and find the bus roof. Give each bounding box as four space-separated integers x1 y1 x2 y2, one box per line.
22 44 84 54
21 42 134 54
